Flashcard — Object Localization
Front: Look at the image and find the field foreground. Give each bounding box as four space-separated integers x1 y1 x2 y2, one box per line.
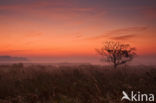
0 64 156 103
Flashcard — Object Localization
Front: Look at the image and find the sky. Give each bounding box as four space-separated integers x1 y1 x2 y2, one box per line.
0 0 156 63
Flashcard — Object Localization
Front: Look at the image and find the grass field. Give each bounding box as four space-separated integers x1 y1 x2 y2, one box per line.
0 63 156 103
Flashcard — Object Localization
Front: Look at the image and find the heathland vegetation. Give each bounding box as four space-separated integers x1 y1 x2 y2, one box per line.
0 63 155 103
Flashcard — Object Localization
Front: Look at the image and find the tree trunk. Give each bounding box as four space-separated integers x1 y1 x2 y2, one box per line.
114 64 117 69
113 56 117 69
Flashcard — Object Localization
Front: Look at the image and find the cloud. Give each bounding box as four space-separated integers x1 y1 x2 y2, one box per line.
76 35 82 38
0 0 104 23
26 32 43 37
0 0 94 12
0 55 28 61
87 35 108 40
87 26 148 40
105 26 148 35
109 34 135 40
0 49 27 53
0 49 29 56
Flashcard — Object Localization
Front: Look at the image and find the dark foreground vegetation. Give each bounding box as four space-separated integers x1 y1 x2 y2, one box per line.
0 63 156 103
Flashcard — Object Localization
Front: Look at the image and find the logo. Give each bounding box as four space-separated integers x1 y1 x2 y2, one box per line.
121 91 154 102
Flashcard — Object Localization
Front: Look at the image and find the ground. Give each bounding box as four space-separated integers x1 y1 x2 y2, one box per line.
0 63 156 103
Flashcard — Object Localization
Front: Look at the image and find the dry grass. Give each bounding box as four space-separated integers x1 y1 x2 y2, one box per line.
0 63 156 103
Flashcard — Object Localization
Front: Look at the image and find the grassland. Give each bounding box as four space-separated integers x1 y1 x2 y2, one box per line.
0 63 156 103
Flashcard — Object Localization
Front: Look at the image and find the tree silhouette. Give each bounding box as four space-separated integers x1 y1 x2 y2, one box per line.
96 41 136 68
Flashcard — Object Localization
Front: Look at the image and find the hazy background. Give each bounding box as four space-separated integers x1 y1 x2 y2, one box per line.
0 55 155 66
0 0 156 65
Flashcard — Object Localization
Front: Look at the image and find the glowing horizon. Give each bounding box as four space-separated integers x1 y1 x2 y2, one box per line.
0 0 156 57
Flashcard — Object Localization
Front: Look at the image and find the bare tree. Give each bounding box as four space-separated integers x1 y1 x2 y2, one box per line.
96 41 136 68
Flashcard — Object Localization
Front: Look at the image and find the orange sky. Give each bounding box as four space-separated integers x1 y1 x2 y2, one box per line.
0 0 156 57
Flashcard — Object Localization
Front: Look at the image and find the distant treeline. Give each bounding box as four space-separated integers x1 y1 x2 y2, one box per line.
0 56 28 61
